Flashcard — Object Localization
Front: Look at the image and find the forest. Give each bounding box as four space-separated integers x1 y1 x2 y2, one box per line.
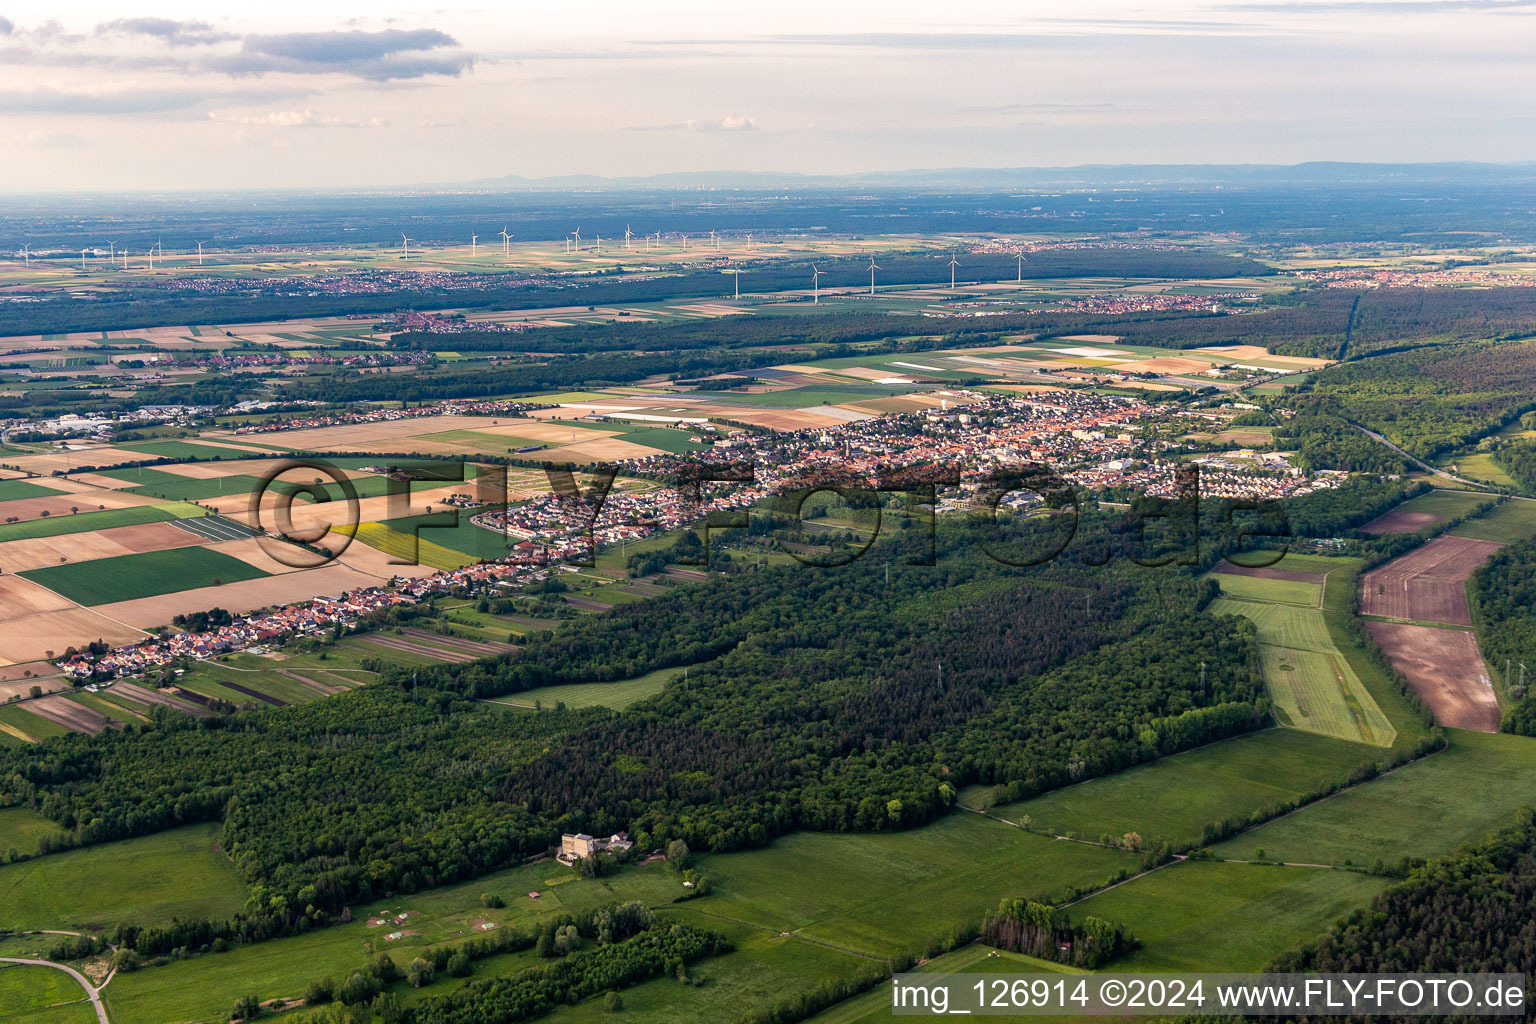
1470 538 1536 733
1290 339 1536 458
0 513 1270 953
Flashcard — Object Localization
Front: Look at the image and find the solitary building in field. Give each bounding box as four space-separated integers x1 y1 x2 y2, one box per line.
560 833 598 861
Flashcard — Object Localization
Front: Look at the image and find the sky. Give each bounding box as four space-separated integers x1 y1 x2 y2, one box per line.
1 0 1534 191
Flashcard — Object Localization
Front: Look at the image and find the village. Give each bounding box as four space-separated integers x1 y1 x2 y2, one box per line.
54 389 1345 683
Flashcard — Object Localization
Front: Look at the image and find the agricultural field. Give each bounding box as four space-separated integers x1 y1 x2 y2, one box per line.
18 545 270 606
1363 621 1500 731
1208 564 1396 746
1360 534 1503 626
0 479 64 502
1208 730 1536 867
0 501 201 543
1358 488 1497 535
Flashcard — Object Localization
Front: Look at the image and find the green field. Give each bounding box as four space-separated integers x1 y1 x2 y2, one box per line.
1442 451 1516 488
99 468 268 501
0 502 200 543
1209 730 1536 867
367 512 517 563
0 824 247 933
19 546 269 606
1450 498 1536 542
1211 572 1320 607
1392 488 1500 519
116 440 269 461
692 814 1134 959
984 728 1389 849
0 479 64 502
1069 861 1391 971
0 806 69 855
0 964 96 1024
0 706 70 744
482 666 684 710
614 427 713 453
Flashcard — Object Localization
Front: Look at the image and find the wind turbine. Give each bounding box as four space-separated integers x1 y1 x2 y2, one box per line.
746 233 753 250
400 233 413 259
18 244 29 267
948 254 960 290
80 249 87 270
811 264 824 304
709 229 718 250
680 233 689 250
573 226 581 251
107 241 115 263
726 266 742 299
595 232 602 254
1016 253 1027 282
198 241 205 267
624 224 633 249
867 256 880 296
500 226 511 255
564 235 571 253
470 233 478 257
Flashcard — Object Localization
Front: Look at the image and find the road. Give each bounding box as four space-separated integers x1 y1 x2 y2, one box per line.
0 957 110 1024
1352 424 1485 488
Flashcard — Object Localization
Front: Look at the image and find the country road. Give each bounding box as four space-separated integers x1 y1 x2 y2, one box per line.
0 957 110 1024
1352 424 1485 488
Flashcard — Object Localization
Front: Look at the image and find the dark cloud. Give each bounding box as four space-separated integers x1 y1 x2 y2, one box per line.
214 29 474 80
0 17 13 35
97 18 236 46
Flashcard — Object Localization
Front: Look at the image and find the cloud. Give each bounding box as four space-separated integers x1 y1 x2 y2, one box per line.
213 29 474 80
0 21 474 82
0 16 12 35
211 107 388 128
629 116 756 132
10 129 88 148
97 18 235 46
0 87 216 115
0 85 311 116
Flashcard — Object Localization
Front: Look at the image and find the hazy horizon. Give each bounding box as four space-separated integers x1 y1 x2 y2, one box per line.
3 0 1535 192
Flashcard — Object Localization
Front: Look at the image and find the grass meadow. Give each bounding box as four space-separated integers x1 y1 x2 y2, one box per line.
1070 861 1391 971
0 824 247 933
984 728 1388 849
1450 498 1536 543
1209 729 1536 867
0 964 96 1024
480 666 683 711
